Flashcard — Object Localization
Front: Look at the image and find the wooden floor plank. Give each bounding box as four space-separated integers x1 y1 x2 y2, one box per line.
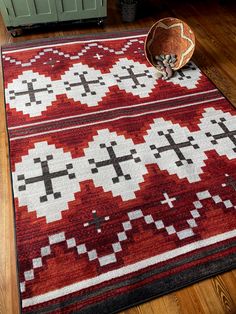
220 272 236 307
212 275 236 313
192 282 226 314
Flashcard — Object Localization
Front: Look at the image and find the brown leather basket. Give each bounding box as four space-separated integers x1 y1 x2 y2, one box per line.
144 17 195 71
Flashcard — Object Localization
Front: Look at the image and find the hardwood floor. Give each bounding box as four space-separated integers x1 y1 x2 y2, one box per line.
0 0 235 313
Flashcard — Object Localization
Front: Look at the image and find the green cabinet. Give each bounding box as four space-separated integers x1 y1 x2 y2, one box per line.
0 0 58 26
0 0 107 34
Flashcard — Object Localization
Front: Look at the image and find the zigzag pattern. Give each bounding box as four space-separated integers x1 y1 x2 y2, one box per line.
2 38 145 67
20 186 235 293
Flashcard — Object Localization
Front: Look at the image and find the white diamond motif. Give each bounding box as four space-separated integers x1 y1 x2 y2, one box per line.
5 70 57 117
111 58 157 98
198 107 236 160
142 118 208 183
83 129 148 201
12 141 81 223
61 63 109 106
169 61 202 89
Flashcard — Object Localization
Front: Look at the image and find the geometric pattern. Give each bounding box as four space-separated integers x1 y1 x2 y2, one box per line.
170 61 201 89
61 63 109 106
5 61 201 117
21 178 236 286
3 30 236 314
83 129 148 201
143 117 207 183
198 107 236 160
5 70 57 117
12 107 236 222
111 58 157 97
2 39 146 68
19 185 236 293
13 141 80 223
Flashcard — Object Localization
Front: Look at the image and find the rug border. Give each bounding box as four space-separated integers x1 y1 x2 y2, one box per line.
1 28 149 51
85 252 236 314
25 239 236 313
1 29 236 314
1 49 23 314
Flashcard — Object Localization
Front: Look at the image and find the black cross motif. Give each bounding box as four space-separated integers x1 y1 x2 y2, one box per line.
9 79 53 107
64 71 105 97
150 130 199 166
88 141 141 183
176 63 196 81
44 58 60 68
84 210 109 233
114 65 152 89
206 118 236 152
17 155 76 203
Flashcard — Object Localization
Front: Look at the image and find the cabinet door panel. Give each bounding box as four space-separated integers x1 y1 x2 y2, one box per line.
12 0 30 17
3 0 57 26
30 0 58 23
34 0 55 15
79 0 107 19
56 0 107 21
0 0 11 25
60 0 77 12
83 0 96 10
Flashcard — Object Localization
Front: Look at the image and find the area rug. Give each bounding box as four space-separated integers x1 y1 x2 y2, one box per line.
2 29 236 314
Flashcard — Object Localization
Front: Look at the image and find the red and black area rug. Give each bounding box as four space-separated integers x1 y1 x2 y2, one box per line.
2 29 236 314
